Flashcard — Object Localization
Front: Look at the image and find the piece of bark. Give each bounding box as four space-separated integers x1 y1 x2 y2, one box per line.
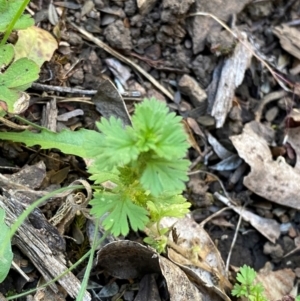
41 98 58 131
0 194 91 301
208 34 252 128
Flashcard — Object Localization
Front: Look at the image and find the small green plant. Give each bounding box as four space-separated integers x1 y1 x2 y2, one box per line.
0 98 191 240
232 265 268 301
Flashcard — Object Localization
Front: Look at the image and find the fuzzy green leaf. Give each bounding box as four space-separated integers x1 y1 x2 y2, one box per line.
90 190 149 236
0 58 39 112
0 44 14 68
0 0 34 32
0 127 102 158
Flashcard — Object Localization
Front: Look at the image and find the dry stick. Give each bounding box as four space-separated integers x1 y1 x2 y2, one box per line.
11 261 30 282
225 205 244 274
67 20 174 100
31 83 141 98
188 12 293 92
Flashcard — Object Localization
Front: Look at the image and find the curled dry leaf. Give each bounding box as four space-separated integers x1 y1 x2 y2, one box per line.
95 240 204 300
183 119 203 155
230 122 300 210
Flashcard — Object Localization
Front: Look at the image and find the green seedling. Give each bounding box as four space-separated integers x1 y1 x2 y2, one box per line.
0 98 191 238
232 265 268 301
232 265 300 301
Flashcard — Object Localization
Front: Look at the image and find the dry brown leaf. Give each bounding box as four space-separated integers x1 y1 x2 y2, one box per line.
183 119 203 155
167 217 231 301
256 262 295 301
230 122 300 210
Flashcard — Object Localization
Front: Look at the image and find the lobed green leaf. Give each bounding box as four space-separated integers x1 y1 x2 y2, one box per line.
92 117 139 169
90 190 149 236
237 265 256 285
140 157 190 196
132 98 189 159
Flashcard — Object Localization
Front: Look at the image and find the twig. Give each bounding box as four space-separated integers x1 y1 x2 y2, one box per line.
225 205 244 274
31 83 141 98
12 261 30 282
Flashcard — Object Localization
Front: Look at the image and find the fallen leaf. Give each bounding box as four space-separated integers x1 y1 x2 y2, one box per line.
230 121 300 210
14 26 58 67
166 217 232 301
96 240 205 301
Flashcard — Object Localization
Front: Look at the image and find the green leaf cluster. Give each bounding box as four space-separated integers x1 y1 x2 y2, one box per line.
0 0 39 115
0 98 190 240
88 98 190 236
232 265 268 301
88 98 190 196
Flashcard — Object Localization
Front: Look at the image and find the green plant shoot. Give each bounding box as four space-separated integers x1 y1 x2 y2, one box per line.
232 265 268 301
0 98 191 239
